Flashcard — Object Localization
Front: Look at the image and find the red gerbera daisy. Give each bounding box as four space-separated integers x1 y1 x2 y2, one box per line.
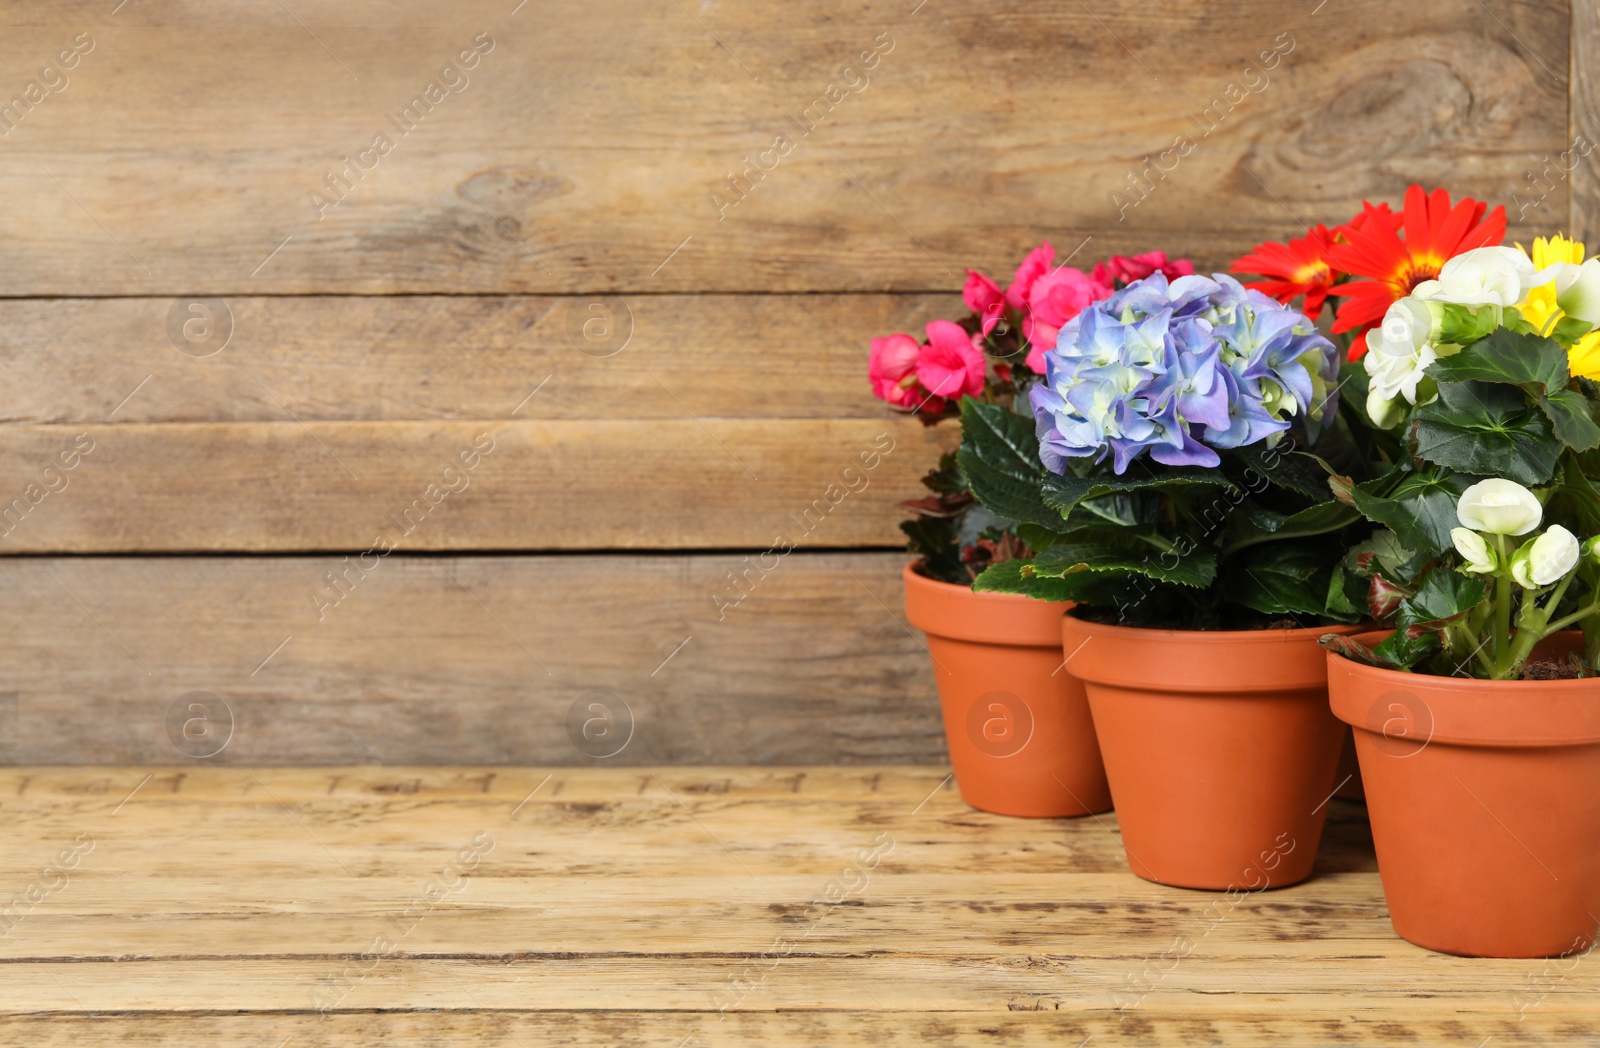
1327 186 1506 356
1231 224 1341 317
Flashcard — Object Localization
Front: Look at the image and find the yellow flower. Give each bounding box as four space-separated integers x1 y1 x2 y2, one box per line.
1518 234 1600 379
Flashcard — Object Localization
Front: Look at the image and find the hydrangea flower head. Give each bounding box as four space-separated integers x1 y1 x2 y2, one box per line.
1030 272 1338 474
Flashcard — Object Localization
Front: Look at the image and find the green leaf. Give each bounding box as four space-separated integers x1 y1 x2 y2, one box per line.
1560 455 1600 536
899 518 964 583
1040 468 1236 519
1540 389 1600 452
1425 327 1568 397
973 555 1152 607
1230 543 1335 617
1323 564 1366 621
1013 522 1068 552
1414 380 1559 486
970 557 1081 602
1229 442 1337 500
956 399 1058 527
1350 469 1472 552
1342 528 1413 577
1322 632 1396 668
1400 569 1486 627
1371 627 1440 669
1027 541 1218 589
1370 568 1487 670
1223 498 1360 554
1077 491 1161 527
1552 316 1597 346
1015 519 1155 551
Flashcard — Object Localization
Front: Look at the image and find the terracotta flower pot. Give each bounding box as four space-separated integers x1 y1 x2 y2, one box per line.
1328 631 1600 957
1061 614 1354 890
902 563 1111 818
1333 727 1365 803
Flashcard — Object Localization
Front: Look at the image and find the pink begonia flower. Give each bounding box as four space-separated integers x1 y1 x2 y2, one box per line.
868 333 923 408
1022 266 1114 371
1004 241 1055 313
916 320 986 401
1092 251 1196 286
963 269 1005 335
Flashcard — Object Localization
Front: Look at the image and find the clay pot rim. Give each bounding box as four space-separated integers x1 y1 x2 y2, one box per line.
1062 607 1359 644
1061 612 1361 693
1331 629 1600 694
1328 629 1600 747
902 560 1051 603
902 561 1067 648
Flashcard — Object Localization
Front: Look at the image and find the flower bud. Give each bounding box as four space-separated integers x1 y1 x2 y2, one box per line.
1456 479 1543 536
1365 388 1404 429
1584 535 1600 565
1557 258 1600 325
1450 527 1498 574
1510 525 1580 589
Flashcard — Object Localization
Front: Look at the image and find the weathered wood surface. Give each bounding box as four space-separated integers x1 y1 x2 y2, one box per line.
0 553 947 765
1573 0 1600 243
0 419 947 551
0 1 1568 294
0 766 1592 1046
0 294 954 423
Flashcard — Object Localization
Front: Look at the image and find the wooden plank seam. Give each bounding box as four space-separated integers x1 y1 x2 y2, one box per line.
307 830 497 1014
708 831 897 1016
709 429 898 621
308 431 499 625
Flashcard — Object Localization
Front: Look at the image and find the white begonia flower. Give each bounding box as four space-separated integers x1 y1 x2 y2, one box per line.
1456 479 1543 536
1364 298 1439 406
1450 527 1498 574
1412 246 1559 309
1556 258 1600 325
1510 526 1580 589
1365 389 1405 429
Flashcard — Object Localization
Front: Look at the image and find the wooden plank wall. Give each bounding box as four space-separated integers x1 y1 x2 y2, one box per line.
0 0 1579 763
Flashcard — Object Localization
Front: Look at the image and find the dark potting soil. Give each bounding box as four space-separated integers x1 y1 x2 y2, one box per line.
1071 605 1313 632
1520 657 1589 681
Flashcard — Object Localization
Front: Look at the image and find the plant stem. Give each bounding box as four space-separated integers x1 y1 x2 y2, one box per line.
1545 598 1600 636
1504 575 1569 676
1541 572 1575 621
1492 534 1512 669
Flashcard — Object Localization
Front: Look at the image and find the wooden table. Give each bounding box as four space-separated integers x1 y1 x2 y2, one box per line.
0 766 1593 1045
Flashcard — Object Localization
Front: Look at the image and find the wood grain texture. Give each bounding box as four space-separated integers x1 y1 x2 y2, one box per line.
0 766 1591 1046
0 419 950 551
0 553 947 765
1573 0 1600 242
0 0 1569 294
0 294 956 424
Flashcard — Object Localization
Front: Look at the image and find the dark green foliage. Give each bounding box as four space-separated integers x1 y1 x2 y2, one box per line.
960 400 1372 628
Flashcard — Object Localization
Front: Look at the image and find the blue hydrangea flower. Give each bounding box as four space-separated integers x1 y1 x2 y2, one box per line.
1029 272 1338 475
